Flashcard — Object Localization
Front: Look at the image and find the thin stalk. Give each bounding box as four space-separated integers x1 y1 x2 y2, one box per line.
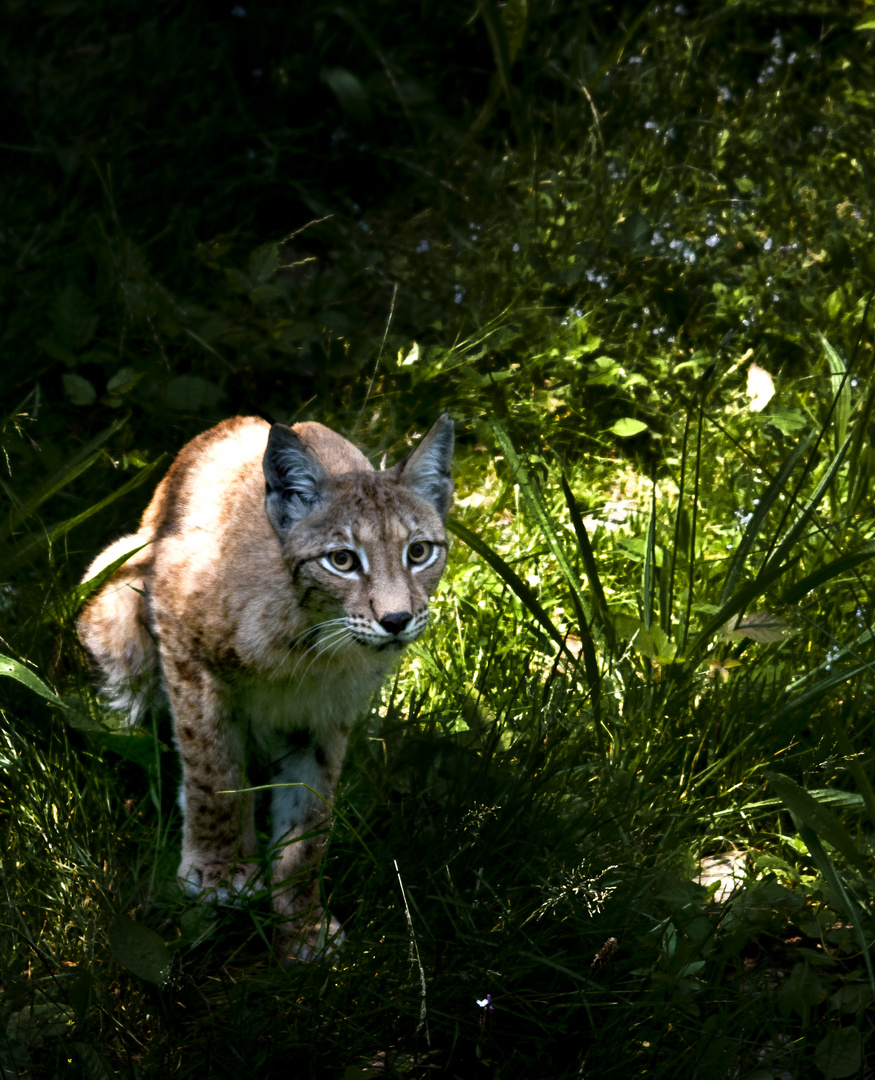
667 406 692 640
681 402 705 653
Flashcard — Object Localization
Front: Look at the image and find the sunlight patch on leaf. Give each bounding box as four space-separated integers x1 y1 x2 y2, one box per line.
745 362 775 411
610 417 648 437
723 611 796 643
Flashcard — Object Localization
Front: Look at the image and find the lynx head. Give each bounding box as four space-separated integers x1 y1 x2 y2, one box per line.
263 416 454 655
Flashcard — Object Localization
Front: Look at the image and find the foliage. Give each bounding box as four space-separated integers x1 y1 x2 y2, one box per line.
2 0 875 1077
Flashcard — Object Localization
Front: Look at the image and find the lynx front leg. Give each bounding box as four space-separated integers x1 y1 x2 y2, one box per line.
269 724 349 960
166 662 260 903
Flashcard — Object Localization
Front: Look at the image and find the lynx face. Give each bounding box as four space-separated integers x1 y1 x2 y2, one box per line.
284 476 448 655
78 413 454 962
263 420 452 664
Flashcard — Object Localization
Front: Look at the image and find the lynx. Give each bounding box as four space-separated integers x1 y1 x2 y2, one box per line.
77 414 453 959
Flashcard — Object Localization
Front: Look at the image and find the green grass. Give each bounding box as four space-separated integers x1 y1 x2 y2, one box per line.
3 1 875 1076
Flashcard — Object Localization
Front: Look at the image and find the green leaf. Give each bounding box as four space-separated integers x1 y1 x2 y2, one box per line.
72 1043 114 1080
36 336 77 366
814 1028 863 1080
723 611 795 643
164 375 223 411
610 613 673 659
610 417 648 437
106 367 143 396
108 915 172 985
0 654 67 708
621 212 650 250
96 728 166 768
51 283 99 350
322 67 372 124
61 373 97 406
776 961 822 1021
249 284 283 305
248 243 281 285
763 408 808 436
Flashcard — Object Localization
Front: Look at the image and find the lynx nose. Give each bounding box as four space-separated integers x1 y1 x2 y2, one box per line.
379 611 412 636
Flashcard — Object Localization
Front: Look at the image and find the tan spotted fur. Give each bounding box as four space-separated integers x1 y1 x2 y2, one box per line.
77 414 453 960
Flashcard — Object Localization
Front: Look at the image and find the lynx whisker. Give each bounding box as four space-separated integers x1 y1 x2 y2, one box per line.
272 618 349 681
295 627 354 685
286 624 351 684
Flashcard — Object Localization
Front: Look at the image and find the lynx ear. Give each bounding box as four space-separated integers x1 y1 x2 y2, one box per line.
263 424 327 537
392 414 454 518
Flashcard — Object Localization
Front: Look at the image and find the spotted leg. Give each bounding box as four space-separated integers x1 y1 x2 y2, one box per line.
268 723 349 961
166 660 261 902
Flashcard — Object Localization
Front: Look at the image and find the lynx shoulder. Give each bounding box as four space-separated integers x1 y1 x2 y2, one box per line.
78 414 453 960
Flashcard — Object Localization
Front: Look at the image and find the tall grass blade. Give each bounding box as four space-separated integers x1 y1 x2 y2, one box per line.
588 0 658 91
7 457 165 568
49 542 150 623
492 422 590 618
478 0 515 105
846 348 875 515
666 409 692 639
560 475 605 613
560 474 616 653
766 772 868 874
820 334 851 450
781 541 875 605
762 429 853 576
719 430 816 605
828 716 875 831
643 484 656 632
690 429 854 663
0 654 68 708
0 415 129 543
488 427 602 711
778 620 875 700
447 519 575 662
795 825 875 994
681 407 705 650
767 663 870 735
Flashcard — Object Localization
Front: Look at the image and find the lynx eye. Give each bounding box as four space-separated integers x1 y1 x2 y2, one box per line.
407 541 434 566
327 549 359 573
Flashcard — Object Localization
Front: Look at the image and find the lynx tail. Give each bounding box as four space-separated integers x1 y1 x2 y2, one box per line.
76 533 158 724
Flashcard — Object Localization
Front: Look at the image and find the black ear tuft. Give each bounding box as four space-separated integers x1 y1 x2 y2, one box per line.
394 415 454 518
263 425 327 538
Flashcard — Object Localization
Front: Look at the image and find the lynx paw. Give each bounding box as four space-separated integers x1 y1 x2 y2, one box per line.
178 858 264 907
276 914 346 964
